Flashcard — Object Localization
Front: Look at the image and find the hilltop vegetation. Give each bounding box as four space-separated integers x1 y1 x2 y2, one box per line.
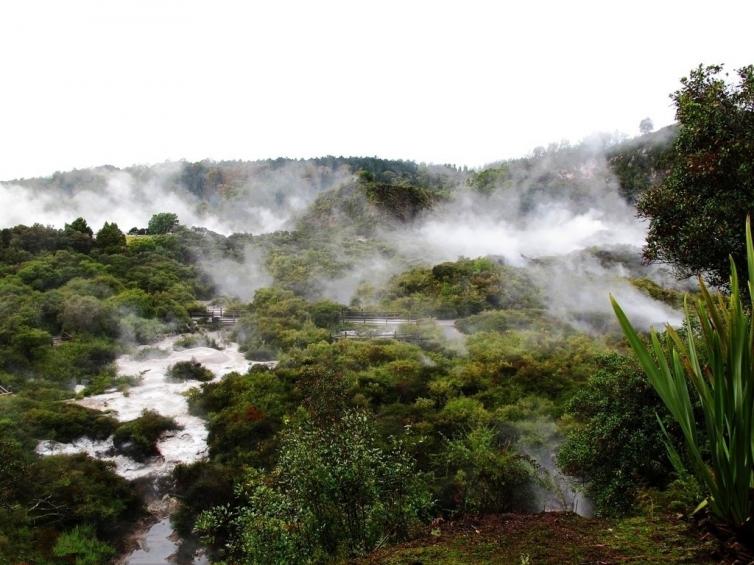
0 138 685 563
7 63 753 564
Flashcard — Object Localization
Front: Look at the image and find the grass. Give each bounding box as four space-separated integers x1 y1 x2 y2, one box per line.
358 512 718 565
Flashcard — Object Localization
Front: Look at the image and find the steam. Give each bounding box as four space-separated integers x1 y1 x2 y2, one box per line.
374 141 680 330
0 160 352 235
2 138 684 331
526 250 684 331
199 246 272 301
392 141 646 265
317 254 403 306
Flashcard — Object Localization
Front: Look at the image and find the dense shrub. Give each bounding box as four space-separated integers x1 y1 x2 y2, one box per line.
52 524 116 565
112 410 180 461
196 411 432 563
21 401 118 443
188 369 290 467
438 425 533 514
380 258 540 318
558 354 674 515
172 461 237 538
168 359 214 382
235 287 330 359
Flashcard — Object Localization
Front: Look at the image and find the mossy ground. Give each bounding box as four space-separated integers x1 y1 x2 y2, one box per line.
359 512 719 565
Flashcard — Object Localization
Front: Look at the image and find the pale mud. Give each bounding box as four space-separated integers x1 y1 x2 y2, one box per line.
36 332 274 564
37 333 261 480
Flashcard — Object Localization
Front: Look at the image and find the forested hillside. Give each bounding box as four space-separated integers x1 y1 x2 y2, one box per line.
2 64 753 565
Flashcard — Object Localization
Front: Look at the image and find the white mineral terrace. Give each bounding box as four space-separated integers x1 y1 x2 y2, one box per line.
37 333 264 480
36 332 273 563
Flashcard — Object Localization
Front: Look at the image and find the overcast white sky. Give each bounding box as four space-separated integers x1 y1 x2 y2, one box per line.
1 0 752 180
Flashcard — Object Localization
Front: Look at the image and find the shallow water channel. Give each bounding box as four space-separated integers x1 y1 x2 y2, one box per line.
37 332 267 564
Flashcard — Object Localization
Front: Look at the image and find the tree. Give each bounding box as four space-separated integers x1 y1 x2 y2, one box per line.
65 217 93 237
638 64 754 287
63 218 94 254
94 222 126 251
52 525 115 565
196 411 431 562
61 295 119 337
558 353 674 515
147 212 179 235
639 117 654 135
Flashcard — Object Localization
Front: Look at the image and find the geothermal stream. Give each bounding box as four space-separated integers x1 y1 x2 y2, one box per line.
518 418 594 517
36 322 591 563
37 331 268 564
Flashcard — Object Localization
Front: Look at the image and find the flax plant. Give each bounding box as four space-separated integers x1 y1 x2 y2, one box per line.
611 219 754 531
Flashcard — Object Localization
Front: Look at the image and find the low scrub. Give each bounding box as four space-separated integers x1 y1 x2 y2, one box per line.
112 410 180 461
168 359 214 382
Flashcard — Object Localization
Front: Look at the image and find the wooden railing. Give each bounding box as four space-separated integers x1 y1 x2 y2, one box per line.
340 310 418 325
190 306 240 326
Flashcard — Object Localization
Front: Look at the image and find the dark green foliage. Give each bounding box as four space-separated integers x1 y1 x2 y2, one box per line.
629 277 686 309
196 411 432 563
0 449 142 564
438 425 533 514
61 294 119 337
147 212 180 234
95 221 126 251
53 524 116 565
64 217 95 254
0 219 223 563
638 64 754 286
606 126 676 202
19 400 118 443
558 354 674 515
168 359 215 382
455 308 569 334
187 368 290 467
173 461 236 538
33 454 143 534
35 338 118 386
308 299 343 329
0 218 211 392
614 221 754 530
15 250 103 291
467 164 511 195
0 143 723 562
445 330 604 405
235 287 330 359
179 317 612 542
361 179 438 222
112 410 180 461
65 217 94 237
381 257 540 318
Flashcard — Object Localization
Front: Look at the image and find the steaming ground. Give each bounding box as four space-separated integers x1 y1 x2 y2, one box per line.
5 145 686 330
36 333 257 479
0 160 352 235
36 332 270 564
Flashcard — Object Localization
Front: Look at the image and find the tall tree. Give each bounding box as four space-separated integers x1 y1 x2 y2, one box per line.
95 222 126 251
147 212 179 235
64 217 94 253
64 217 93 237
638 64 754 287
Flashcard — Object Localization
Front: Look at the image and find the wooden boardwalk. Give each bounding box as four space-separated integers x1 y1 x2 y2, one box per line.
190 305 240 327
340 309 420 325
334 330 426 343
336 310 425 342
0 385 12 396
